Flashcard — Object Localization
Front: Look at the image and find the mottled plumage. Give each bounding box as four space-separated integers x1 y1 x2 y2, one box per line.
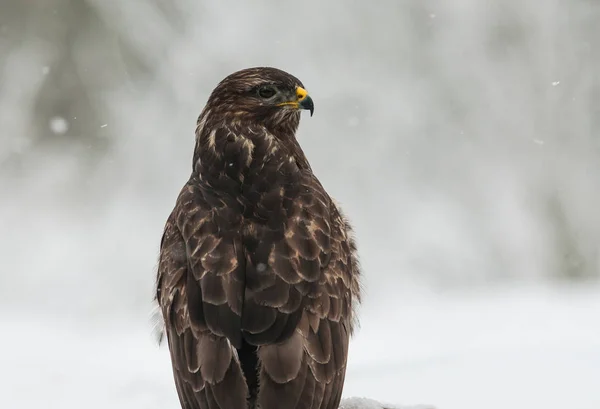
155 67 361 409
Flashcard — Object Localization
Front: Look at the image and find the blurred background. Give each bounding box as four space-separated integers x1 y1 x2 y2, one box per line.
1 1 599 409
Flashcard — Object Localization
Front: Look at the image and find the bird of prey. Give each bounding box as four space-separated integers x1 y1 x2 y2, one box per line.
155 67 361 409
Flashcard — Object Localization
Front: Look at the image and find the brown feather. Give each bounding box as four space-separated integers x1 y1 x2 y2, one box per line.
306 319 332 365
199 273 226 305
197 335 232 383
258 356 309 409
258 331 303 383
205 361 249 409
295 367 317 409
251 277 290 307
155 67 362 409
280 286 303 313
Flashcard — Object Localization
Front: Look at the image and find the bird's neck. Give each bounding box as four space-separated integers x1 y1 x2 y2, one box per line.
191 117 310 203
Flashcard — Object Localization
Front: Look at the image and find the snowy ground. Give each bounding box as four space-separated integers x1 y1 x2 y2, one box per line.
2 283 599 409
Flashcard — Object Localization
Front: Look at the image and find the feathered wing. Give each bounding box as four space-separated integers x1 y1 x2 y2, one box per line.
157 171 360 409
248 172 359 409
157 182 248 409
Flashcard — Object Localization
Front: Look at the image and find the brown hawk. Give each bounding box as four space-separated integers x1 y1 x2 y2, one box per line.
155 67 361 409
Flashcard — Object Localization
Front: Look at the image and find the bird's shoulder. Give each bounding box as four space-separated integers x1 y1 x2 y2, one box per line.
176 175 241 216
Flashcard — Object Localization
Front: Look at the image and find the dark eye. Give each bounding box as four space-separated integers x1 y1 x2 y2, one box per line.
258 86 277 99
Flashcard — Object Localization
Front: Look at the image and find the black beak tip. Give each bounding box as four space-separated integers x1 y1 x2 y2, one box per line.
300 96 314 117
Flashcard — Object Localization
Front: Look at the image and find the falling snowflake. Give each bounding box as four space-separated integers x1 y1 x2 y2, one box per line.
49 116 69 135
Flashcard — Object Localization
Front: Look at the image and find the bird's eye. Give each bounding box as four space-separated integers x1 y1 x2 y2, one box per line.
257 86 277 99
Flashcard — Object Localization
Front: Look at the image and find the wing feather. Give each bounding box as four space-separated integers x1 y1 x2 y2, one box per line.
157 182 248 409
157 123 361 409
249 170 358 409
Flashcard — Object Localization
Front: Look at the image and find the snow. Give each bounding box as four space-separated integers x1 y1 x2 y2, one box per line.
48 116 69 135
345 284 600 409
340 397 434 409
2 284 598 409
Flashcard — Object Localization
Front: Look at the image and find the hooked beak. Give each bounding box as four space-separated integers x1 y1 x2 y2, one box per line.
277 86 314 117
295 86 314 117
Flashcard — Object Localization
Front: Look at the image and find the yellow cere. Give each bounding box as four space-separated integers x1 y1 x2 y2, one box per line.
296 86 308 101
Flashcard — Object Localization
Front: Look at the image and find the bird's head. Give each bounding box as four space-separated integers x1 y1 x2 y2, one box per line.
202 67 314 134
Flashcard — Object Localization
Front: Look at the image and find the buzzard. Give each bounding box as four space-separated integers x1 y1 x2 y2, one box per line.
155 67 361 409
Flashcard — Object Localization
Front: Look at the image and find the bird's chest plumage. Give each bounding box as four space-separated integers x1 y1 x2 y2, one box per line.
199 129 302 218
